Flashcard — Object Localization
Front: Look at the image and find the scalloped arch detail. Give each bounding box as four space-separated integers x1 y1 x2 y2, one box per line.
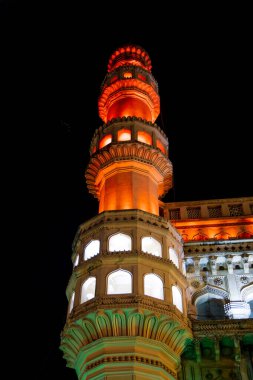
60 308 192 367
85 143 173 199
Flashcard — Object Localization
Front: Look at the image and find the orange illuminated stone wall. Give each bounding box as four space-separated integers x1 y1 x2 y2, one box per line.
98 163 161 215
107 96 152 122
86 44 173 216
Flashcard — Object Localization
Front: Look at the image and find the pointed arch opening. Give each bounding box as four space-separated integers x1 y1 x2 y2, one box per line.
141 236 162 257
107 269 132 294
68 291 75 314
195 292 226 320
172 285 183 312
81 277 96 303
169 247 179 268
144 273 164 300
108 232 132 252
84 240 100 261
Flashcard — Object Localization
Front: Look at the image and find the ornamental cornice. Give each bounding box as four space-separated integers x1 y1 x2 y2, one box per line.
74 251 186 281
191 285 229 304
85 354 175 378
184 242 253 256
60 307 192 368
73 209 182 249
192 319 253 338
85 143 173 199
100 65 159 93
90 117 168 150
70 296 191 328
98 79 160 123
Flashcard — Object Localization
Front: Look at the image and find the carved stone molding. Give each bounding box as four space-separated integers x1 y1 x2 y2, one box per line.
60 307 192 368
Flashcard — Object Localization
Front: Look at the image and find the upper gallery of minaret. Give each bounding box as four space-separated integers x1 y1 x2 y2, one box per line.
98 44 160 123
86 44 173 215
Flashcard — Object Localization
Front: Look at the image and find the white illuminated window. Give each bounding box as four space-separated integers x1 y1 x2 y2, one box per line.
172 285 183 312
169 247 179 268
69 291 75 314
144 273 164 300
107 269 132 294
109 233 132 252
142 237 162 257
118 129 131 141
99 134 112 149
81 277 96 303
84 240 100 261
137 131 152 145
74 255 79 267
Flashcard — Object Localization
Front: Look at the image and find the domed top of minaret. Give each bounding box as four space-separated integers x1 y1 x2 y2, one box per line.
107 44 152 73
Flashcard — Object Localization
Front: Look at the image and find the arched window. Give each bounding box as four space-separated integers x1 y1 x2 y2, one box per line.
107 269 132 294
74 255 79 267
141 237 162 257
232 255 242 270
172 285 183 312
169 247 179 268
99 134 112 149
199 257 209 272
68 291 75 314
195 294 225 320
185 258 194 273
109 233 132 252
137 131 152 145
84 240 100 261
118 128 131 141
81 277 96 303
144 273 164 300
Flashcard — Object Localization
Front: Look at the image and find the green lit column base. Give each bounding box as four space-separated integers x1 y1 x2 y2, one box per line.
75 336 179 379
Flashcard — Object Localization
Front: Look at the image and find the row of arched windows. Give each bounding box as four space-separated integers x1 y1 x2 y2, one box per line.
74 233 179 268
185 255 253 272
69 269 183 314
95 129 166 154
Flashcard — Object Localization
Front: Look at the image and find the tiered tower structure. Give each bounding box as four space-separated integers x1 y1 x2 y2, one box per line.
60 45 192 379
60 45 253 380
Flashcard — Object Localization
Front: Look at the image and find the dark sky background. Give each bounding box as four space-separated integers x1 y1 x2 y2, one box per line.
5 2 252 379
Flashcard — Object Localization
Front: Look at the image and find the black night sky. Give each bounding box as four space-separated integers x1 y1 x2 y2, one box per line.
5 2 252 379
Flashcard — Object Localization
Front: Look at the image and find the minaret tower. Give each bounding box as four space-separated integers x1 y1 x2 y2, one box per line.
60 45 192 380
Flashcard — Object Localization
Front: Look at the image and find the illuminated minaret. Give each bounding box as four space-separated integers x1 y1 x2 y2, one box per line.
60 45 192 380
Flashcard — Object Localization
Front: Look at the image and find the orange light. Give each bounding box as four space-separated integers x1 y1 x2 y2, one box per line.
123 72 132 79
156 139 166 154
137 131 152 145
98 79 160 123
110 75 118 84
99 134 112 149
95 161 163 215
118 129 131 142
137 73 146 82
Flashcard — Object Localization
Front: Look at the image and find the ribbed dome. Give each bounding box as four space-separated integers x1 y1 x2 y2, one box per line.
107 44 152 73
